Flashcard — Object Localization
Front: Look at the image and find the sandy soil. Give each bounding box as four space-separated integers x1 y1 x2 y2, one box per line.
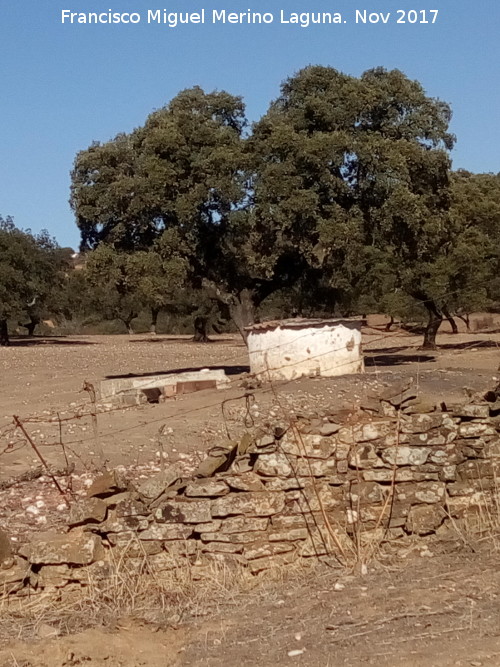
1 544 500 667
0 327 499 479
179 543 500 667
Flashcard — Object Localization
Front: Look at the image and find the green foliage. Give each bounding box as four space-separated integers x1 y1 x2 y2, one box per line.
0 216 67 326
446 170 500 312
137 229 189 311
248 66 454 312
81 232 189 332
71 87 246 255
68 68 500 346
83 245 142 331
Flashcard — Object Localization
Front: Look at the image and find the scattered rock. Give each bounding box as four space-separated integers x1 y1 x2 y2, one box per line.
37 622 61 638
254 453 292 477
212 492 285 517
22 532 104 566
155 500 212 524
185 479 230 497
406 505 445 535
68 498 107 527
0 528 12 563
287 648 305 657
381 446 429 466
319 423 340 436
136 471 180 501
140 523 193 541
87 470 129 498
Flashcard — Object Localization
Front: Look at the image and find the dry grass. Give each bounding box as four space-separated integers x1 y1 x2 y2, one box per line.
454 474 500 549
0 541 317 645
436 457 500 559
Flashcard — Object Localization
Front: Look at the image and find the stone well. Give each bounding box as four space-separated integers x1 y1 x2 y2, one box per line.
245 318 364 382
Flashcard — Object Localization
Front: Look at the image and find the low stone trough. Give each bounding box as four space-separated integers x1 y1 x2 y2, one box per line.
100 368 230 405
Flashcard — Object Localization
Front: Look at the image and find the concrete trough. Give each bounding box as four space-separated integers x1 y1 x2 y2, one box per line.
245 318 364 382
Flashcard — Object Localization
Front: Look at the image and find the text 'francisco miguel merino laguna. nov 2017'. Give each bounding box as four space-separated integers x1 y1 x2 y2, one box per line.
60 9 440 28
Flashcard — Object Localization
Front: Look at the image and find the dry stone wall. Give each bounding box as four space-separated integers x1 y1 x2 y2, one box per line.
2 382 500 592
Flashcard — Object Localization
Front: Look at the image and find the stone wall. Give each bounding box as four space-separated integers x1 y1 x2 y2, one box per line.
2 383 500 593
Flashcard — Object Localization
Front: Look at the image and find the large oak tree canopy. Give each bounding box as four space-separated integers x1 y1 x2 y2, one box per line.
71 87 246 253
71 65 488 347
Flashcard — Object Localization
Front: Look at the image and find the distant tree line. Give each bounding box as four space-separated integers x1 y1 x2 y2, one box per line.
0 216 71 345
1 66 500 347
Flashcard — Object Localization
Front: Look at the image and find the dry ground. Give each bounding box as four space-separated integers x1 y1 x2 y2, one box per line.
1 322 500 666
1 324 499 482
2 544 500 667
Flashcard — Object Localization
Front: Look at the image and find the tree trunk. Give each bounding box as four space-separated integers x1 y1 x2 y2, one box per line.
201 281 258 344
122 311 137 335
0 319 9 346
456 314 471 332
385 315 394 332
442 305 458 334
19 314 40 336
27 314 40 336
421 301 443 350
150 307 160 335
229 289 256 343
192 316 210 342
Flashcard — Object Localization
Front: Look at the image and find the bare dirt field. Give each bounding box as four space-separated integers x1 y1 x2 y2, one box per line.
1 324 500 666
1 326 499 479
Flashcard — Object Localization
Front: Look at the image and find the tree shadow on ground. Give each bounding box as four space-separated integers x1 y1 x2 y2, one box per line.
129 336 244 346
365 345 414 354
365 353 436 367
5 336 97 347
437 340 499 350
104 364 250 380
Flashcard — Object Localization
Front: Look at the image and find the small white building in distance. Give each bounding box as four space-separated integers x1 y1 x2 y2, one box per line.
245 318 364 382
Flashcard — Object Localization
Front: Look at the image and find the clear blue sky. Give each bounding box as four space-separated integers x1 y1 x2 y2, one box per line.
1 0 499 249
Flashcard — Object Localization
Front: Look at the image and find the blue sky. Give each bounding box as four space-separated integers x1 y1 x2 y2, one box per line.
1 0 499 249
